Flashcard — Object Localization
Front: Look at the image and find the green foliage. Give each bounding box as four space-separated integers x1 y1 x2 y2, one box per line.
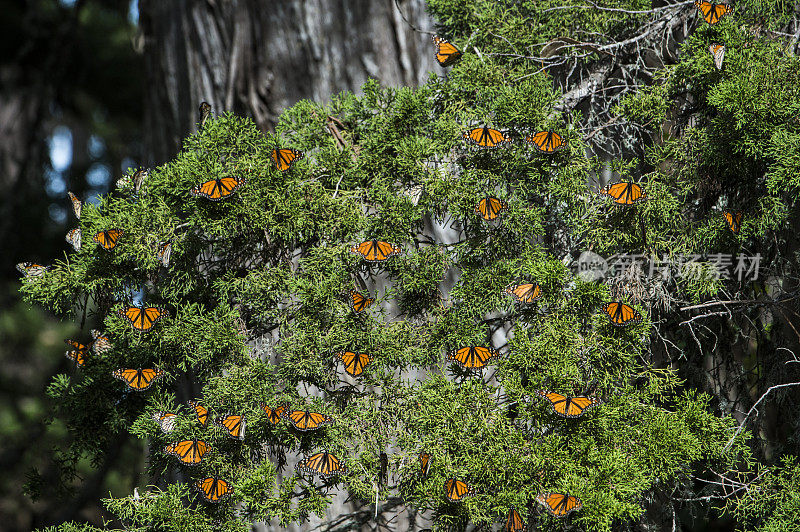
724 456 800 531
22 0 800 531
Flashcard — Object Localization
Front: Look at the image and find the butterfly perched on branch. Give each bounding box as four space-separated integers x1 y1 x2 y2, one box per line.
118 305 169 332
432 35 462 67
463 127 510 149
525 130 565 153
536 492 582 517
694 0 732 24
194 477 232 503
601 301 642 327
164 439 210 466
271 148 304 171
112 367 165 391
190 176 246 201
534 390 603 418
296 449 346 477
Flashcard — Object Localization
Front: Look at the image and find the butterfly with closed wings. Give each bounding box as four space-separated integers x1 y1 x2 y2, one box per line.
432 35 463 67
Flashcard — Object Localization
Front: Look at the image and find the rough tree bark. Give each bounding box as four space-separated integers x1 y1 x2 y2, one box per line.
138 0 437 166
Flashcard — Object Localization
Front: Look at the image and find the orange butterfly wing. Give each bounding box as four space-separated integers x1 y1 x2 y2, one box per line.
536 492 582 517
505 283 542 303
349 290 374 313
448 346 498 369
602 301 642 326
475 197 507 220
695 0 732 23
120 306 168 331
188 400 209 427
285 409 333 431
601 182 645 205
165 439 209 465
338 351 373 377
112 368 164 391
419 452 432 476
535 390 602 418
271 148 304 171
261 403 287 425
195 477 233 503
526 131 565 153
444 478 474 502
296 449 345 477
67 191 82 219
94 229 123 250
505 507 525 532
64 339 89 367
350 240 401 262
215 413 246 440
190 176 245 201
463 127 509 148
432 36 463 67
723 211 742 233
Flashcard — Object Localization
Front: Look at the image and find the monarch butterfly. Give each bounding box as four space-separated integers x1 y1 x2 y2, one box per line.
152 411 177 433
463 127 510 149
526 131 566 153
723 211 742 233
90 329 113 354
296 449 346 477
444 478 474 502
350 240 402 262
119 305 168 332
164 439 210 466
94 229 123 251
602 301 642 327
112 367 164 391
432 35 463 67
475 197 507 221
505 507 525 532
419 452 432 476
709 43 725 69
600 181 646 206
132 169 147 193
283 409 333 431
271 148 304 171
65 339 90 367
199 101 212 129
448 346 499 369
535 390 603 418
695 0 732 24
194 476 232 503
156 242 172 267
67 191 82 219
16 262 49 278
260 403 288 425
505 282 542 304
190 176 246 201
349 290 374 313
337 351 373 377
188 400 209 427
66 228 81 251
536 492 583 517
215 413 246 440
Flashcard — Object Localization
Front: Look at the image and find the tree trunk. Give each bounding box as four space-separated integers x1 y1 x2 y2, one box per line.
138 0 436 166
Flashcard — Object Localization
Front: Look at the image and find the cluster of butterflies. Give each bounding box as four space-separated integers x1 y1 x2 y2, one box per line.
148 400 344 502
